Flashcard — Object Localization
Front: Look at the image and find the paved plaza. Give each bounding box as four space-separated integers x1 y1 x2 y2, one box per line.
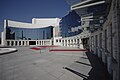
0 46 109 80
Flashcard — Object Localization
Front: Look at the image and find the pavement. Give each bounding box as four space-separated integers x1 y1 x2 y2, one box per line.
0 46 110 80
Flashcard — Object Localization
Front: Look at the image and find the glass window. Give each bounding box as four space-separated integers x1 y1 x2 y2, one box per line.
6 26 53 40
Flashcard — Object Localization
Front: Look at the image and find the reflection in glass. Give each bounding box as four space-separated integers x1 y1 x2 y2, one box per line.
6 26 53 40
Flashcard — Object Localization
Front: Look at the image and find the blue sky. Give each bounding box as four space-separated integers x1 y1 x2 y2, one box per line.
0 0 70 32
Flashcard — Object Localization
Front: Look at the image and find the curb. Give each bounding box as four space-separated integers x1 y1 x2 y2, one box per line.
0 48 18 55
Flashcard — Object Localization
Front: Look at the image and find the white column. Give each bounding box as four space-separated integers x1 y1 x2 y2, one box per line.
15 41 17 46
17 41 19 46
79 39 84 49
66 39 68 47
75 39 77 47
1 20 7 46
43 41 45 45
25 41 27 46
21 41 23 46
73 38 75 47
24 41 26 46
69 39 71 47
1 32 5 45
36 41 37 45
27 41 29 46
13 41 15 46
9 41 11 46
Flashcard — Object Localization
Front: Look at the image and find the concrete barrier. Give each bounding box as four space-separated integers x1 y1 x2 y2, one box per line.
0 48 17 55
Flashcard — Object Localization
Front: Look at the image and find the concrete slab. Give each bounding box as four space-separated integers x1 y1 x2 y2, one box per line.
0 48 17 55
0 47 84 80
0 46 109 80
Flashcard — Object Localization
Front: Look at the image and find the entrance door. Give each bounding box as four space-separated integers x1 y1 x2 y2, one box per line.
29 41 36 45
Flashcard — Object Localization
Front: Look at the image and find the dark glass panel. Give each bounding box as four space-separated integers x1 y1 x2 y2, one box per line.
6 26 53 40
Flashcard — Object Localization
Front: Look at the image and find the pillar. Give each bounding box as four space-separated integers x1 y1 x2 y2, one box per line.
9 41 11 46
1 20 7 46
13 41 15 46
17 41 19 46
21 41 23 46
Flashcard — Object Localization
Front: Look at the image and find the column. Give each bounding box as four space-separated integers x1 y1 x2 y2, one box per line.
102 30 107 64
9 41 11 46
1 20 7 46
66 39 68 47
36 41 37 46
79 39 84 49
21 41 22 46
13 41 15 46
73 39 75 47
24 41 27 46
27 41 29 46
17 41 19 46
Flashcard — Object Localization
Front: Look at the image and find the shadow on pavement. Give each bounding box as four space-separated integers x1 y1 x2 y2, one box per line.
86 52 110 80
75 61 91 67
64 67 88 79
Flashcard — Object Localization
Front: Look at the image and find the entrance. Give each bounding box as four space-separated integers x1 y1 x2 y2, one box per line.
81 38 89 49
29 41 36 45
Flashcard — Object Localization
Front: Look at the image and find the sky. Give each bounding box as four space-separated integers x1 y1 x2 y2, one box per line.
0 0 70 32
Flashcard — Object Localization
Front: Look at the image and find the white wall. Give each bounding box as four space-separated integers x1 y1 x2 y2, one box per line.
53 37 62 46
7 18 61 29
32 18 60 25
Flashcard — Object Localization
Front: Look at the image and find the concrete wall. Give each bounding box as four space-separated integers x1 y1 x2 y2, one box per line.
89 0 120 80
7 18 60 28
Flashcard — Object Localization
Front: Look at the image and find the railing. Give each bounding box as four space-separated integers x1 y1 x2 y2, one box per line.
6 39 52 46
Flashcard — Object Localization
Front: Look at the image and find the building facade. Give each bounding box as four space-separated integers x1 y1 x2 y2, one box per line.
1 18 60 46
70 0 120 80
1 0 119 80
60 10 82 37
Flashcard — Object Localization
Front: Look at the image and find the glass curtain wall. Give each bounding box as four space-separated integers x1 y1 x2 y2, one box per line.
6 26 53 40
60 10 82 38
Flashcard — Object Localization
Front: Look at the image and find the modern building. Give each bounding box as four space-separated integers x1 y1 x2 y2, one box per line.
60 10 82 37
68 0 120 80
1 18 61 46
1 1 119 80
